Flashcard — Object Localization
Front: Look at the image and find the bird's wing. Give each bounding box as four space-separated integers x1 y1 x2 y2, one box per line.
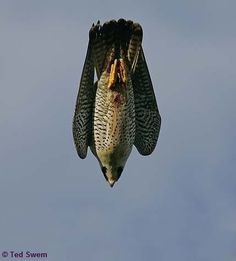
89 20 117 79
73 39 95 159
133 47 161 155
89 22 107 79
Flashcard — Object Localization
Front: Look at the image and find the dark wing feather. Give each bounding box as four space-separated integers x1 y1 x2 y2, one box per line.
89 20 117 79
89 22 107 79
73 39 95 159
132 47 161 155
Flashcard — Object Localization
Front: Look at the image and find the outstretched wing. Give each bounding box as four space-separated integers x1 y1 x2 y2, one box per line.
132 47 161 155
73 39 95 159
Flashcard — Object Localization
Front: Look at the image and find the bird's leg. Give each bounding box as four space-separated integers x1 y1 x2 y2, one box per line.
108 59 118 89
108 59 127 89
118 59 127 85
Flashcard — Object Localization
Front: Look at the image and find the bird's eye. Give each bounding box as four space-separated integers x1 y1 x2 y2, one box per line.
101 167 108 181
117 167 123 179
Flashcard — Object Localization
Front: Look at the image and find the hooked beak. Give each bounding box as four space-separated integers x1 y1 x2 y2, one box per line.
108 179 115 188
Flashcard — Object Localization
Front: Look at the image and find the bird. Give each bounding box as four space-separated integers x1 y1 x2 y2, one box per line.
73 19 161 187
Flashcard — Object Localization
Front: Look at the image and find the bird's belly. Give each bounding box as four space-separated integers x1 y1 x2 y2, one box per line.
93 84 135 155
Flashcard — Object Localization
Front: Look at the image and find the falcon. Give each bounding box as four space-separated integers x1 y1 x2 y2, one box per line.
73 19 161 187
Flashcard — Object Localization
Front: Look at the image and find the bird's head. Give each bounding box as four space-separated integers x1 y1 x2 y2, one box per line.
101 165 123 187
97 147 132 187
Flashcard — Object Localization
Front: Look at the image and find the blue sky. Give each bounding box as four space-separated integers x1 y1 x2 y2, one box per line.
0 1 235 260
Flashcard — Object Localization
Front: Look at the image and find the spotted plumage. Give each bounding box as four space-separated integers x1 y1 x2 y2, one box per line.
73 19 161 187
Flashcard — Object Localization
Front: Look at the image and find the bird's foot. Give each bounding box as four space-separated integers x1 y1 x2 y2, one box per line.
108 59 118 89
108 59 127 89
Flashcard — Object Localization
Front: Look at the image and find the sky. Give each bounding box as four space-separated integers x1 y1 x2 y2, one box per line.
0 0 235 260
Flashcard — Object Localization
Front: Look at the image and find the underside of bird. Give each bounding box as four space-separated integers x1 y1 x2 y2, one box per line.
73 19 161 187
